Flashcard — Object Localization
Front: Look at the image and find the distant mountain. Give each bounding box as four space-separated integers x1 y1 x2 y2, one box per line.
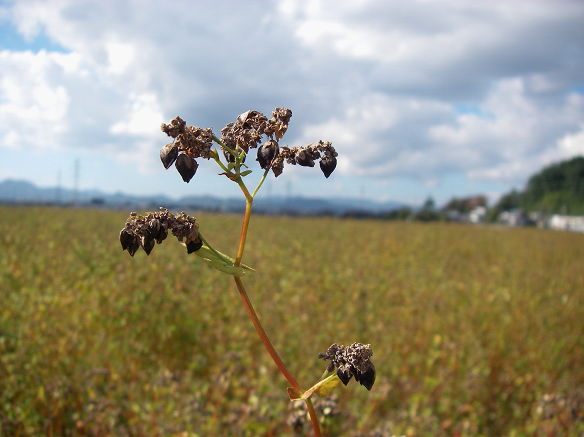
253 195 405 215
0 179 407 216
0 179 175 208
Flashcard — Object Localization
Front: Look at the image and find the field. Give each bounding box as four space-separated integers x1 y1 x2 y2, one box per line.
0 206 582 436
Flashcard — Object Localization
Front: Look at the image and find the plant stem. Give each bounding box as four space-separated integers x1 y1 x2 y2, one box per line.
235 197 252 266
212 135 238 159
232 182 322 436
237 178 253 202
233 277 321 436
306 399 321 436
252 168 270 198
233 277 301 390
210 150 230 173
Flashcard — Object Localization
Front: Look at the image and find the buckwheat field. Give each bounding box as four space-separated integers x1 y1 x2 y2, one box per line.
1 206 582 436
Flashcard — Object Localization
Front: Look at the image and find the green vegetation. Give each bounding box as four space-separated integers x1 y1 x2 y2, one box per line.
486 190 522 223
489 157 584 219
1 206 582 436
521 156 584 214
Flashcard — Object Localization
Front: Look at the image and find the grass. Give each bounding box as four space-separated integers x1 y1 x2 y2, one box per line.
1 206 582 436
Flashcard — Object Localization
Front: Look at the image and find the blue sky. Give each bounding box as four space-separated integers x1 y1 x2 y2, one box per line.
1 0 583 206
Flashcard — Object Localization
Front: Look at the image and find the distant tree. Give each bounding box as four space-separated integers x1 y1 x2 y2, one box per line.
486 189 521 222
486 156 584 221
520 156 584 214
416 196 443 222
443 195 488 213
498 189 522 210
415 209 442 222
382 207 414 221
422 196 435 211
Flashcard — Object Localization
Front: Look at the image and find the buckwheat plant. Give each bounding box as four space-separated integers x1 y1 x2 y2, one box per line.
119 108 375 435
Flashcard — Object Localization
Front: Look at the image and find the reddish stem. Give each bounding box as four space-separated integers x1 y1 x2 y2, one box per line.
233 276 302 390
232 186 321 436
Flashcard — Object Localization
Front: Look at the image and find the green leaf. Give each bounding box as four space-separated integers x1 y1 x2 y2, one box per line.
240 170 253 177
227 162 236 170
287 373 343 400
193 245 255 277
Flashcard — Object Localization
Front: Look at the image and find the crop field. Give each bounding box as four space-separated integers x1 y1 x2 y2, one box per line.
0 206 582 436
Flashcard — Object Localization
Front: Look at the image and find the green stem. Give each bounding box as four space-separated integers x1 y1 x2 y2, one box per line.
234 197 252 266
212 135 238 159
199 233 232 264
237 178 253 203
252 168 270 199
210 150 230 173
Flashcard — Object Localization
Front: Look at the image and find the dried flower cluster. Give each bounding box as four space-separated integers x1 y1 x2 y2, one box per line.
271 140 338 178
221 107 292 154
159 108 337 183
160 116 214 182
319 343 376 390
119 208 202 256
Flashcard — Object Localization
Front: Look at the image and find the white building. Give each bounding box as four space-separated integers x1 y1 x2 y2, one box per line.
499 209 530 227
468 206 487 224
548 214 584 233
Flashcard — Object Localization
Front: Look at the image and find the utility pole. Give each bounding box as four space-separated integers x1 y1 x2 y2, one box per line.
56 170 62 204
73 159 80 205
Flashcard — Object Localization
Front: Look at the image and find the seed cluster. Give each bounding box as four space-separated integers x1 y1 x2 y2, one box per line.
160 108 337 182
119 208 202 256
221 107 295 171
318 343 376 391
271 140 338 178
221 107 292 154
160 116 214 182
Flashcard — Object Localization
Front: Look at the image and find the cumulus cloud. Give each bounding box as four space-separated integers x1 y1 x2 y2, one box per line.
0 0 583 191
430 79 584 181
0 50 72 149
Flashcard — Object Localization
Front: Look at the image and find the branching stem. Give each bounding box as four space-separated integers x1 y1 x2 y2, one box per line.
207 141 322 436
231 172 322 436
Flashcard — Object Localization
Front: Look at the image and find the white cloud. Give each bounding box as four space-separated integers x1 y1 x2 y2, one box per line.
557 125 584 156
105 41 136 75
431 79 584 182
297 93 452 175
110 93 164 137
0 50 71 149
0 0 583 195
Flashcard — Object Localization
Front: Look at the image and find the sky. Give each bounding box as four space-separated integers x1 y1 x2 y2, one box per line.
1 0 583 206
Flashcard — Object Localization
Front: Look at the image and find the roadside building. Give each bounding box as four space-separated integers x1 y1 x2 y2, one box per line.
548 214 584 233
499 209 531 227
468 206 487 224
